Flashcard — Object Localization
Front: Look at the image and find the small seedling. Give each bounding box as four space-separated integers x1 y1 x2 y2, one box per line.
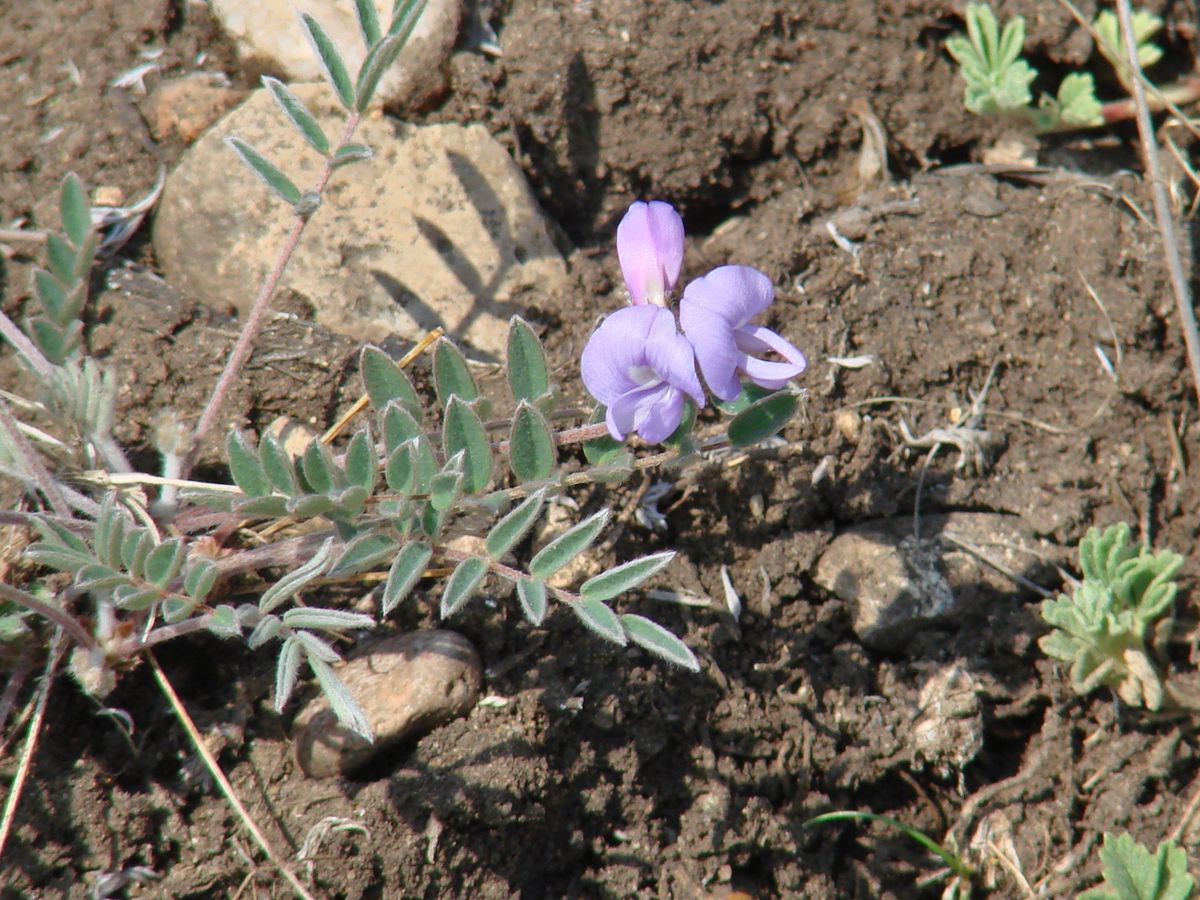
1039 523 1183 710
1079 832 1195 900
945 2 1184 133
804 810 975 898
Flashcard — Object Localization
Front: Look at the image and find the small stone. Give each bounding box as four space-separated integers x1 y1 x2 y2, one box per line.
146 74 244 143
833 408 861 442
911 663 983 777
209 0 460 111
293 630 482 778
92 185 125 207
154 85 567 360
813 512 1055 652
265 415 317 458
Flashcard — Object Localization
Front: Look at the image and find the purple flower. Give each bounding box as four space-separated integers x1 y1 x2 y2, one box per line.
680 265 807 402
581 305 705 443
617 201 685 307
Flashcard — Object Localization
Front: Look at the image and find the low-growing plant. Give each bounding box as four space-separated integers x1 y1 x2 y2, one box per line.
946 2 1196 133
0 0 809 743
1039 523 1184 711
1080 832 1195 900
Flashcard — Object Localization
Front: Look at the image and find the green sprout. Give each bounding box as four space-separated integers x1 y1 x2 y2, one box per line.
946 3 1168 133
1079 832 1195 900
1039 523 1183 711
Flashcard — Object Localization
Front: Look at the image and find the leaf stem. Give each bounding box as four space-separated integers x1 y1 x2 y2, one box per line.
181 113 362 480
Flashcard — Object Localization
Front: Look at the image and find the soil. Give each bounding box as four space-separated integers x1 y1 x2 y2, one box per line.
3 0 1200 898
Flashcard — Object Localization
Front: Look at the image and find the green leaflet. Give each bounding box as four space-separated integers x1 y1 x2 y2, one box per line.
441 556 489 618
485 488 545 559
506 316 550 403
443 397 492 494
621 614 699 671
529 509 610 581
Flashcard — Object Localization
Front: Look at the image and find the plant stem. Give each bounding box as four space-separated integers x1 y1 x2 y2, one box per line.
0 398 72 517
0 308 54 379
0 582 98 653
1115 0 1200 408
180 113 362 480
1099 76 1200 125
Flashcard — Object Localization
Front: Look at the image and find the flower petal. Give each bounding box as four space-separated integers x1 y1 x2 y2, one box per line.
609 382 685 444
644 306 705 407
581 306 659 405
680 265 774 327
679 301 740 401
617 201 685 306
734 324 807 389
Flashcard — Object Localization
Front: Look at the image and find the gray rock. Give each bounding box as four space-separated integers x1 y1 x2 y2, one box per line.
153 84 567 359
813 512 1054 652
293 630 482 778
209 0 460 111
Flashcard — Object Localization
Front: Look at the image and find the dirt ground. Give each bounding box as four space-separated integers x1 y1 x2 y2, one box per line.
3 0 1200 897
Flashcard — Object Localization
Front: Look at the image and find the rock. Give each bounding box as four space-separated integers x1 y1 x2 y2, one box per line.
813 512 1055 652
146 74 244 143
153 85 567 360
293 630 482 778
209 0 460 111
910 664 983 778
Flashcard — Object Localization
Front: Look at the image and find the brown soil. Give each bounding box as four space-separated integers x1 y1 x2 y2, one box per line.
3 1 1200 897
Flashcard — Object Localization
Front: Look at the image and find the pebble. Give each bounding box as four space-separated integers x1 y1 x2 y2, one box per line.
292 629 482 778
153 84 567 359
813 512 1056 652
146 74 244 143
209 0 460 111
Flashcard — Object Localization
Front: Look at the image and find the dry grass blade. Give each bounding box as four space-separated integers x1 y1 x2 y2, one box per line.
149 652 316 900
1112 0 1200 407
0 629 65 862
